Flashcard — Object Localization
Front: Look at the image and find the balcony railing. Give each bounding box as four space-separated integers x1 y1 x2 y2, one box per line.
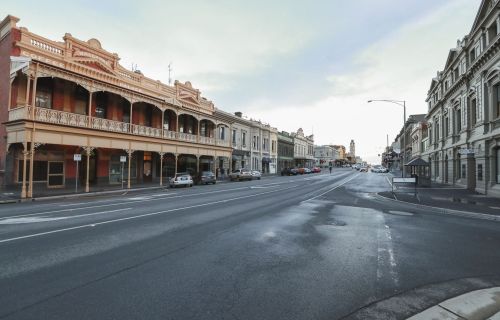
199 136 215 145
178 132 197 143
9 106 228 147
92 117 129 133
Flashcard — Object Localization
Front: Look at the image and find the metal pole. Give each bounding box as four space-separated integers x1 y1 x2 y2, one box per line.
121 162 124 189
402 101 406 178
75 160 78 193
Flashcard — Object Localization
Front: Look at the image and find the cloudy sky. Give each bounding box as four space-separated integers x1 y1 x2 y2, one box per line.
4 0 480 162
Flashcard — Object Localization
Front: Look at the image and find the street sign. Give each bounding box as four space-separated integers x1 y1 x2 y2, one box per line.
458 148 474 155
74 154 81 193
120 156 127 162
393 177 416 183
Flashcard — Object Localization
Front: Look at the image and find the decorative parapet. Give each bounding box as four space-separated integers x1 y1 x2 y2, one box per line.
11 16 215 116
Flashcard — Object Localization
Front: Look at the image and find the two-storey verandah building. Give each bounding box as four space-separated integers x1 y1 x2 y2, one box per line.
1 16 232 198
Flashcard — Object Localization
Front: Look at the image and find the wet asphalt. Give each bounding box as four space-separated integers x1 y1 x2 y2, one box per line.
0 169 499 320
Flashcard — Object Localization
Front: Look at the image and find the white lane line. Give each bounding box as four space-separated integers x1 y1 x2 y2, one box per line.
0 185 299 244
304 173 359 202
376 223 399 287
1 186 259 220
386 177 392 186
0 208 132 224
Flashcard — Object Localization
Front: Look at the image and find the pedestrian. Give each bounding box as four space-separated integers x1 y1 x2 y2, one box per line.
329 166 332 174
221 167 225 180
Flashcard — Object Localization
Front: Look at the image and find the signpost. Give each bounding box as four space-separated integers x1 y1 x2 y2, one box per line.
392 177 417 196
120 156 127 189
74 154 81 193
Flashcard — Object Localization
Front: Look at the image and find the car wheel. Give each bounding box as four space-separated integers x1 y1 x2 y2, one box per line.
258 177 261 180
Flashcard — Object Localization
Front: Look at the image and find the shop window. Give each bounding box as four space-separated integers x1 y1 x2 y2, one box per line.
461 164 466 179
109 155 125 184
478 164 483 181
18 160 49 182
48 161 64 186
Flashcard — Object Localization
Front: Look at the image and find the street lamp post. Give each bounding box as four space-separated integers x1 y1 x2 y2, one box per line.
367 99 406 177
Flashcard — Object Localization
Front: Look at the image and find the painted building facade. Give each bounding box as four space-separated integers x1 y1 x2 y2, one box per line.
1 15 233 197
422 0 500 197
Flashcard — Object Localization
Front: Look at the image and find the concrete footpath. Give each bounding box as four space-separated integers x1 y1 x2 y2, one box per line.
407 287 500 320
0 174 274 203
378 174 500 220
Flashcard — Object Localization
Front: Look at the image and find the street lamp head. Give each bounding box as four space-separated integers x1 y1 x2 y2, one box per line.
367 100 373 103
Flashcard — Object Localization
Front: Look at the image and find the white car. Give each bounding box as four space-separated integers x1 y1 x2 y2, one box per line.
169 173 193 188
251 170 262 180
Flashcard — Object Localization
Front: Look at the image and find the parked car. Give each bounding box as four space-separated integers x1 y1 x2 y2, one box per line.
251 170 262 180
312 167 321 173
304 168 312 174
229 168 252 181
297 168 306 175
359 167 367 172
169 172 193 188
281 168 297 176
196 171 216 185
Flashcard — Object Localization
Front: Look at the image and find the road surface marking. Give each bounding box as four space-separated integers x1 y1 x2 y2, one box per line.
0 185 298 244
304 173 359 202
377 222 399 287
0 208 132 224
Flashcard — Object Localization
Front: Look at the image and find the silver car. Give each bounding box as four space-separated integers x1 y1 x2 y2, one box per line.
229 169 252 181
169 173 193 188
251 170 262 180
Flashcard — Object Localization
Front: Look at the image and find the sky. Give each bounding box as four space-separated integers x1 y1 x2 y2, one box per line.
3 0 481 163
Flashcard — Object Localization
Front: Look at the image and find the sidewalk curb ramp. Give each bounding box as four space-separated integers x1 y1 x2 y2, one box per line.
339 277 500 320
407 287 500 320
375 193 500 222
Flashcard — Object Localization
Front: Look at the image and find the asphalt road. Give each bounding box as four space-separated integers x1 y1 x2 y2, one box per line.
1 169 500 320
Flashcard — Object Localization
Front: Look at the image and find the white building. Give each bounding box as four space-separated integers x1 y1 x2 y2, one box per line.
422 0 500 197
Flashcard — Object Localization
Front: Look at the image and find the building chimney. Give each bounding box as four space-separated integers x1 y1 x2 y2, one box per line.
235 112 242 118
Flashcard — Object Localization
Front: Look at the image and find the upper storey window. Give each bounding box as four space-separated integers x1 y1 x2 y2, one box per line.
488 21 499 45
35 78 53 109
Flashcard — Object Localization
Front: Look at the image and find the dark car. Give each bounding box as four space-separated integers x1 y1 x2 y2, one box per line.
196 171 216 185
281 168 298 176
